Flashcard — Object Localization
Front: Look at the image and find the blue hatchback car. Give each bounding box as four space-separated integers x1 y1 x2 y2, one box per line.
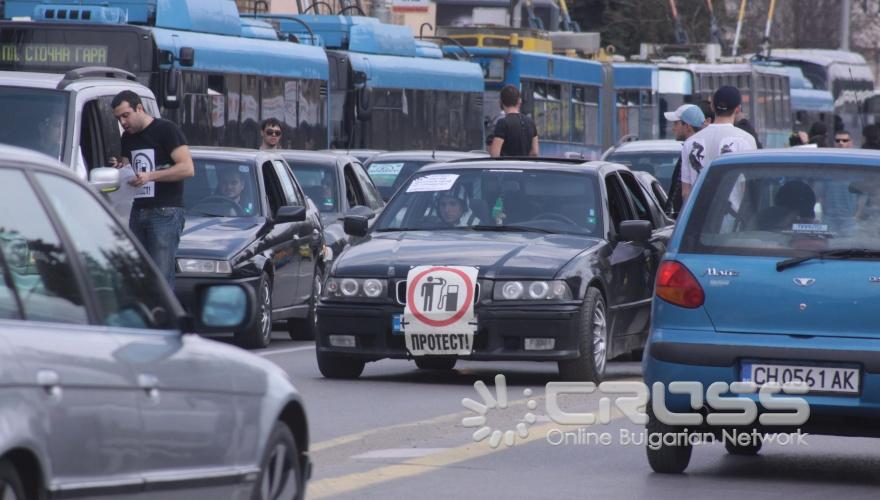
643 149 880 473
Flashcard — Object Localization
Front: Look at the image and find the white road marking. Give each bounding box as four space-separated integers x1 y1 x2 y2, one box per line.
258 345 315 357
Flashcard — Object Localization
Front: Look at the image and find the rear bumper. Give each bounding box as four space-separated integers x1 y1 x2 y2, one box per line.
315 301 583 361
644 328 880 417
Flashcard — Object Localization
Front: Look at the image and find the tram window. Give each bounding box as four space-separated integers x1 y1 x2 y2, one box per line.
225 74 242 146
546 84 562 141
208 74 224 95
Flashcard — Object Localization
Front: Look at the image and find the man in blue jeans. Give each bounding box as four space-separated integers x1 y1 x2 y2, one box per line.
111 90 194 287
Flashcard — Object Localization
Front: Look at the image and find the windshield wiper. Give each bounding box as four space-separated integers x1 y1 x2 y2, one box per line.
776 248 880 272
470 225 556 234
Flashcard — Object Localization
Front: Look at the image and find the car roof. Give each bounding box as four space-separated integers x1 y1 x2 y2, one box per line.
418 158 622 176
366 150 488 163
608 140 683 153
0 143 75 174
276 149 354 165
189 146 282 163
710 148 880 167
0 70 153 94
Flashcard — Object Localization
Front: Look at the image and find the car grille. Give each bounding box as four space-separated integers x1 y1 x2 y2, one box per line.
396 280 483 306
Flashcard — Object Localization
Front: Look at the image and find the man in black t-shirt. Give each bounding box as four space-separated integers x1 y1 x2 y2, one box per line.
111 90 194 287
489 84 539 158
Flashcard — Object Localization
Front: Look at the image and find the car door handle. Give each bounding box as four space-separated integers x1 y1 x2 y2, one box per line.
138 374 160 399
37 369 61 398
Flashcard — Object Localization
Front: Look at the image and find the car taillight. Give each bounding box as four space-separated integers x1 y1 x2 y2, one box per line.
656 261 704 308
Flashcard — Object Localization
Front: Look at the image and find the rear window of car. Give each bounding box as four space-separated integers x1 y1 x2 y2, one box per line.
681 163 880 257
366 161 429 200
604 151 679 188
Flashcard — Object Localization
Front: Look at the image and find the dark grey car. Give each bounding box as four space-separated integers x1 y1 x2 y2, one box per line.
0 146 309 500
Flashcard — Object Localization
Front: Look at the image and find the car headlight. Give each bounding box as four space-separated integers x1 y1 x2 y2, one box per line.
324 277 387 299
494 280 572 301
177 259 232 275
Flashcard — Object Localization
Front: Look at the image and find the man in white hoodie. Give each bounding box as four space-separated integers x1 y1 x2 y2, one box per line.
681 86 757 202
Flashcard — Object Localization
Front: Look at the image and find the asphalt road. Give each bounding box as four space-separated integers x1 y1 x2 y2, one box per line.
236 331 880 500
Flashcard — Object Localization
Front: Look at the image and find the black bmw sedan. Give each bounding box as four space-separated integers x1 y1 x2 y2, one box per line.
280 150 385 264
175 147 325 348
316 158 673 381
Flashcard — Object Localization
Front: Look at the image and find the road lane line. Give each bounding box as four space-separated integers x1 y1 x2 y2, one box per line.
308 411 627 499
310 376 640 452
258 345 316 356
310 395 537 453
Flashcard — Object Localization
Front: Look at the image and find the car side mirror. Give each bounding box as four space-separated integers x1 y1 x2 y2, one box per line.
192 284 255 334
163 68 182 109
275 205 306 224
178 47 195 67
343 215 369 237
357 85 373 122
619 220 652 244
89 167 121 193
345 205 375 219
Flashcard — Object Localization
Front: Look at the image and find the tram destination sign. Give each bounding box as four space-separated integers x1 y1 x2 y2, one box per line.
0 43 108 67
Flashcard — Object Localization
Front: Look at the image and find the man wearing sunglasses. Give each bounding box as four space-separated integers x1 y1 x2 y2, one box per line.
260 118 283 150
834 130 853 149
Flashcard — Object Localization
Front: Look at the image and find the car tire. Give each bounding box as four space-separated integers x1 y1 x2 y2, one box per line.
252 422 303 500
0 459 27 500
645 407 692 474
287 268 322 341
414 357 457 371
725 434 762 456
236 273 273 349
558 287 608 382
317 350 365 379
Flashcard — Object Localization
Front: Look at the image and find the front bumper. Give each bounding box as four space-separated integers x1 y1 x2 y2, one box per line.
644 327 880 419
316 301 583 361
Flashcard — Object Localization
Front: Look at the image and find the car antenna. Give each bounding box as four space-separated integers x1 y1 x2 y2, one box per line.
850 67 867 136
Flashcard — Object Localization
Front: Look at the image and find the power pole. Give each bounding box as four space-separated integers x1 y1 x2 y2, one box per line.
840 0 852 51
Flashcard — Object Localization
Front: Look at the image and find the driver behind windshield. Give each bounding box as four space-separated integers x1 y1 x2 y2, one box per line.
435 190 481 227
216 169 255 215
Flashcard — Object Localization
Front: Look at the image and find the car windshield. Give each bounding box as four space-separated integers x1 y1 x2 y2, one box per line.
183 159 261 217
366 160 430 200
0 87 68 160
375 169 601 236
605 150 679 188
682 163 880 256
288 162 339 213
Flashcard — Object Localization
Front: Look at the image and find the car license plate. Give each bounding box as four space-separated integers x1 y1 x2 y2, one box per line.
405 332 473 356
741 362 860 395
392 313 403 335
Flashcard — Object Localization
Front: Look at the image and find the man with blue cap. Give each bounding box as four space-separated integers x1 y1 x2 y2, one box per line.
681 85 757 202
664 104 706 215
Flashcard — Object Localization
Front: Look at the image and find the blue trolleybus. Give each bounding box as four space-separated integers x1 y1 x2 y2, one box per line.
755 49 874 145
439 27 659 159
261 14 487 151
657 61 792 148
1 0 331 150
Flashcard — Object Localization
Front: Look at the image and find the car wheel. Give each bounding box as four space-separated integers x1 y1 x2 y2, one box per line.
645 407 692 474
236 273 273 349
725 433 762 455
316 350 365 379
252 422 303 500
0 459 26 500
558 287 608 382
414 357 457 371
288 268 322 341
